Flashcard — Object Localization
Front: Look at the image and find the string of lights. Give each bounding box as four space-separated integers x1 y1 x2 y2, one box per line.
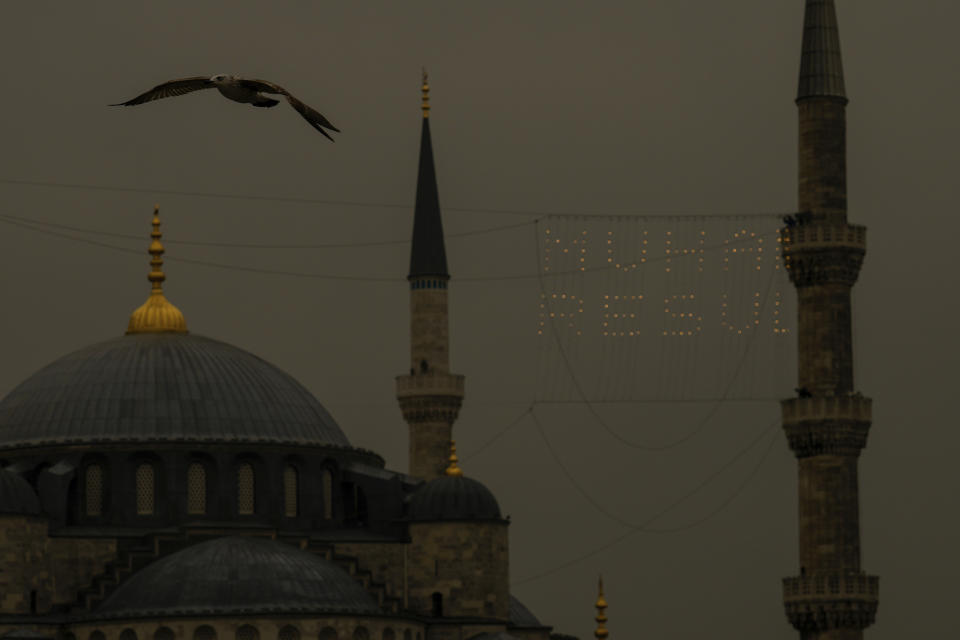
533 223 781 450
0 212 784 284
511 417 781 587
0 176 790 220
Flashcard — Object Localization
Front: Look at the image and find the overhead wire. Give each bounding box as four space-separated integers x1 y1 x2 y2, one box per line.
511 417 781 587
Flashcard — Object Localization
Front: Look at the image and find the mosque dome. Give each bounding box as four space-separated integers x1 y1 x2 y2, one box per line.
407 441 502 521
0 207 351 451
0 468 41 515
93 536 380 618
0 333 351 449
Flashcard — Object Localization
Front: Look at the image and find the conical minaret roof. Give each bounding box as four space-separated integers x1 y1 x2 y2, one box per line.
797 0 847 101
408 71 449 279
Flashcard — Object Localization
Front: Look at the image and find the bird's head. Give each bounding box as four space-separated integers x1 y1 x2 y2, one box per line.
210 74 233 85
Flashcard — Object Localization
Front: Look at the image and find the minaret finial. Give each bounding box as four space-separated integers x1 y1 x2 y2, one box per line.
445 440 463 477
126 205 188 335
421 68 430 118
595 575 609 639
797 0 847 102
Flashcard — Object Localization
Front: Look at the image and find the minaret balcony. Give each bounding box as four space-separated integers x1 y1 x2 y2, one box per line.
781 395 872 458
782 222 866 286
783 572 879 632
396 373 465 424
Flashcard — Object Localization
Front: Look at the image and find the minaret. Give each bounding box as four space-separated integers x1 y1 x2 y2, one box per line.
780 2 878 637
396 72 465 481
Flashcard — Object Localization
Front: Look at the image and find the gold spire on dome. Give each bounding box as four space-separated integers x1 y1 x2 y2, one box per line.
445 440 463 477
594 576 609 639
421 69 430 118
126 205 188 335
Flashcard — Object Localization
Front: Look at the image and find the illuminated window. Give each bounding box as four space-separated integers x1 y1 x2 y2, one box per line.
193 626 217 640
187 462 206 515
154 628 175 640
85 464 103 517
322 469 333 520
283 465 298 517
237 462 255 515
236 626 259 640
135 463 155 515
278 627 299 640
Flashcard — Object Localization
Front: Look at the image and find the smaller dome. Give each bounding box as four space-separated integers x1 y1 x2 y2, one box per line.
0 469 41 516
509 596 544 628
408 475 502 522
95 536 379 618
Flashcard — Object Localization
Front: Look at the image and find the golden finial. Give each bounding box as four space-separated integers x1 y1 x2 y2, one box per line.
445 440 463 477
421 68 430 118
126 205 188 335
595 576 609 640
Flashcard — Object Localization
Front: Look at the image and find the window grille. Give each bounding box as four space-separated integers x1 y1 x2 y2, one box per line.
119 629 138 640
237 463 255 515
193 626 217 640
89 631 106 640
154 628 175 640
382 630 396 640
85 464 103 516
319 628 338 640
187 463 206 515
278 627 300 640
136 463 155 515
322 469 333 520
353 628 370 640
283 465 298 517
236 625 259 640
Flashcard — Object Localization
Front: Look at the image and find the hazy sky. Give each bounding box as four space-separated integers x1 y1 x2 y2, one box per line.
1 2 958 638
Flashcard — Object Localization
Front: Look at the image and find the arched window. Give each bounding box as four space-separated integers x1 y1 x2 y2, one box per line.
154 628 175 640
85 464 104 517
318 629 338 640
193 626 217 640
119 629 138 640
236 626 259 640
352 629 369 640
322 469 333 519
283 465 298 517
89 631 106 640
382 630 395 640
403 631 412 640
237 462 255 515
278 626 300 640
431 592 443 617
187 462 206 515
135 463 155 515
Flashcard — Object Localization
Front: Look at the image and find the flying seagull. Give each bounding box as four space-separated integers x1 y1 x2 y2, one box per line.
111 75 339 140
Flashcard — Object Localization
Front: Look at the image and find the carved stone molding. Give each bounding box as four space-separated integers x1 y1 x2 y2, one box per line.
783 572 879 632
782 223 866 287
781 395 872 458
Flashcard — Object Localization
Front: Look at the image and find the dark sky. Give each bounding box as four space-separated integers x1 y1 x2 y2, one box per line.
1 2 958 638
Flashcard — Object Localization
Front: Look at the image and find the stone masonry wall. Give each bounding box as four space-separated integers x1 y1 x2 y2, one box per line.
408 521 509 620
0 516 52 614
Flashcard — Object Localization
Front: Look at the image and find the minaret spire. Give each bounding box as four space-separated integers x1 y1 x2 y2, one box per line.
126 205 187 335
797 0 847 101
781 2 878 638
594 576 608 640
397 74 464 480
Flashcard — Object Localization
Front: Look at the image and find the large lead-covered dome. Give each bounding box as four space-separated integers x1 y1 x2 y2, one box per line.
0 333 350 449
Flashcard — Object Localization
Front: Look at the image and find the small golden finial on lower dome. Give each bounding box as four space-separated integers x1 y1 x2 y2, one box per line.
421 68 430 118
595 575 609 639
126 205 188 335
445 440 463 477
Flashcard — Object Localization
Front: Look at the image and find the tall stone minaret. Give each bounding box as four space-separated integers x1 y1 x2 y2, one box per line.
396 73 465 481
780 2 879 637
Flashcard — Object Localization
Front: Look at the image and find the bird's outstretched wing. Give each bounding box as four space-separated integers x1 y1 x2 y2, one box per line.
111 77 215 106
240 78 340 141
